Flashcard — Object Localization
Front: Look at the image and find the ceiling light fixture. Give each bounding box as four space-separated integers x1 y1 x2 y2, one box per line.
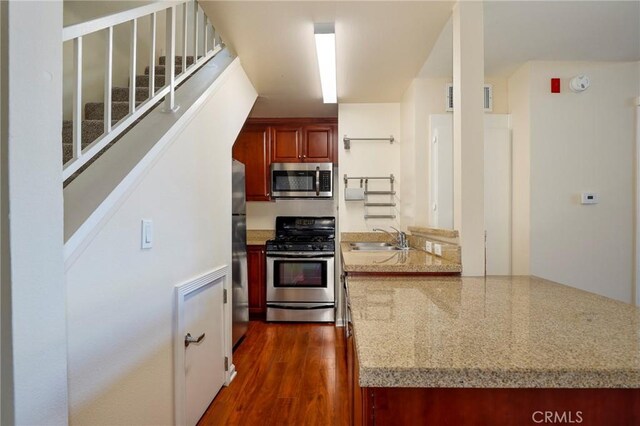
314 23 337 104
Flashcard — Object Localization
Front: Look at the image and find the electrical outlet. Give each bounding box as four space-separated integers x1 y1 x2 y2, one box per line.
434 243 442 256
425 241 433 253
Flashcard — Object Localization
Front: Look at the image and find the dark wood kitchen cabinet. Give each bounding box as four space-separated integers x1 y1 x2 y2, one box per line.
233 118 338 201
232 124 271 201
271 123 335 163
270 126 303 162
303 125 334 163
247 245 266 319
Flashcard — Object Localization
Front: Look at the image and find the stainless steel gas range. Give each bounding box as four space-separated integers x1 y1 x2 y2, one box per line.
265 216 336 322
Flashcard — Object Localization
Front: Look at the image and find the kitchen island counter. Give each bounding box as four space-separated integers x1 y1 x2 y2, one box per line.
347 275 640 388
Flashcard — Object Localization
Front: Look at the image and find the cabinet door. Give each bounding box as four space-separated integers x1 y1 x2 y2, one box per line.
303 125 334 163
232 125 271 201
271 126 303 162
247 245 266 318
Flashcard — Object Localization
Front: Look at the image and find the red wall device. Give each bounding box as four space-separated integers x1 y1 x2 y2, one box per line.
551 78 561 93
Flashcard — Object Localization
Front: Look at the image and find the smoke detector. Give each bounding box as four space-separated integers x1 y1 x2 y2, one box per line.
569 75 590 92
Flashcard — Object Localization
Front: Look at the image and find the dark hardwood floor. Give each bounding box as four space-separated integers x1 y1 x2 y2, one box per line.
198 321 349 426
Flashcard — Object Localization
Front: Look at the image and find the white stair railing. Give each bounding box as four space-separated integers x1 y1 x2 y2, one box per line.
62 0 223 181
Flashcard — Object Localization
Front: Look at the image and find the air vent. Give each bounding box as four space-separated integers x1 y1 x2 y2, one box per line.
445 83 493 112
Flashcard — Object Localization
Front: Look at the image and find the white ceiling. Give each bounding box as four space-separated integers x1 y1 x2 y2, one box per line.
203 1 640 117
421 1 640 78
202 1 455 117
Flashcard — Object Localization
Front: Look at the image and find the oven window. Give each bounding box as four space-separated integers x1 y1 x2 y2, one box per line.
273 172 314 192
273 260 327 288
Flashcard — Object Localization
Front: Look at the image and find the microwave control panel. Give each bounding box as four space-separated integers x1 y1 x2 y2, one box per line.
319 171 332 191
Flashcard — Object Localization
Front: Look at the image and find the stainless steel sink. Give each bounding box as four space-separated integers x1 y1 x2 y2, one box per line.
349 242 402 251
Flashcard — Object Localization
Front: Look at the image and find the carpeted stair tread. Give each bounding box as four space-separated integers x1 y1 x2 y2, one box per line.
159 55 202 66
145 64 183 75
85 101 142 121
135 74 166 88
112 86 149 102
62 119 114 146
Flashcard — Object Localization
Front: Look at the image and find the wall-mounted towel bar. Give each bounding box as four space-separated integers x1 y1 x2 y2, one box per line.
364 214 397 219
344 174 395 186
343 135 394 150
365 190 396 195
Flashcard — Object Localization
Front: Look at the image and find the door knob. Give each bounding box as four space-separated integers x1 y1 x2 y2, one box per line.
184 332 205 347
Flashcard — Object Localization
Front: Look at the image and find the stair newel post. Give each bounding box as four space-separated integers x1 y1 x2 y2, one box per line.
129 18 137 115
104 26 113 133
72 36 83 161
149 12 156 97
164 5 177 112
182 2 188 74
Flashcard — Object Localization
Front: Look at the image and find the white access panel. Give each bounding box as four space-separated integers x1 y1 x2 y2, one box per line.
183 278 226 426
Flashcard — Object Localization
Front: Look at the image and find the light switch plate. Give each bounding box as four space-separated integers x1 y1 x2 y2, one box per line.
425 241 433 253
434 243 443 256
141 219 153 249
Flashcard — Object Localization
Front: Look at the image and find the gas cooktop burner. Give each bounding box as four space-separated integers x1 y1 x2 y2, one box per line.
266 216 336 253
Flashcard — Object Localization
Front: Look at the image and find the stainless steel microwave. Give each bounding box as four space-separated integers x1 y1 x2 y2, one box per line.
271 163 333 199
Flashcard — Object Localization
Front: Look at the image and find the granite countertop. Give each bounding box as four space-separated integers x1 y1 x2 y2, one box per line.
246 229 274 246
347 275 640 388
341 242 462 274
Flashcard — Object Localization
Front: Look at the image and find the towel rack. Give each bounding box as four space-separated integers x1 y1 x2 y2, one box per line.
343 135 394 150
343 174 396 219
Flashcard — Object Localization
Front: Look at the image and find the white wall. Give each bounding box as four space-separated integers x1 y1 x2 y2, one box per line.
510 61 640 303
399 76 509 230
530 61 639 303
65 61 256 425
246 200 336 230
338 103 401 232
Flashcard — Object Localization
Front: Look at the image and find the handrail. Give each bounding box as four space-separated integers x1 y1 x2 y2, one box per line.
62 0 223 181
63 0 185 41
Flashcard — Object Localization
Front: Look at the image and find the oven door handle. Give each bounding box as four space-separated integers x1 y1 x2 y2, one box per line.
266 253 335 259
267 303 335 310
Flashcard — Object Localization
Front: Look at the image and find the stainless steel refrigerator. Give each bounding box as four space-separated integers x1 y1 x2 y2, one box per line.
231 160 248 348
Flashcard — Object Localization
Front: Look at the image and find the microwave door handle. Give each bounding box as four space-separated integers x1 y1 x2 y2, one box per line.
315 167 320 196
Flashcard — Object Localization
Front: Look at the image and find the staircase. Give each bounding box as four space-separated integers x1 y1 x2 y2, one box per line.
61 56 198 185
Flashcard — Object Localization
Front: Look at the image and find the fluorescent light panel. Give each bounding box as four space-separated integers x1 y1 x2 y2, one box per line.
314 23 337 104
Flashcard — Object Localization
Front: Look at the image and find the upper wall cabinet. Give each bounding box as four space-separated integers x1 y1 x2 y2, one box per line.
271 126 303 162
269 119 337 164
303 125 334 163
232 124 271 201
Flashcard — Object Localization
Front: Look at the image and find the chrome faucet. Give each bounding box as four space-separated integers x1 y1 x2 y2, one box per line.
373 227 409 250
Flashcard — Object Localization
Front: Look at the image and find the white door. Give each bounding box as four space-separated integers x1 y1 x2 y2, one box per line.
428 114 512 275
183 279 226 426
484 115 512 275
429 115 454 229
